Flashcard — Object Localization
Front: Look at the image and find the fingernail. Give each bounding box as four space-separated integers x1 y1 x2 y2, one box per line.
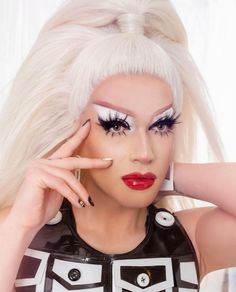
102 158 113 161
78 199 86 208
88 196 95 207
82 119 90 127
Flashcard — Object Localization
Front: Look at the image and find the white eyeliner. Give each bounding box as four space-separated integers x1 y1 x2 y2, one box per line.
93 104 135 130
151 107 174 124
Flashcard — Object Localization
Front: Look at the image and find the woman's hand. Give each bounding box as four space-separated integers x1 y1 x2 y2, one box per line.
7 119 112 233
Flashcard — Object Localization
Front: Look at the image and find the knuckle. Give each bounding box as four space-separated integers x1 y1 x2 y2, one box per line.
66 190 77 200
54 177 67 189
62 171 74 182
66 156 82 169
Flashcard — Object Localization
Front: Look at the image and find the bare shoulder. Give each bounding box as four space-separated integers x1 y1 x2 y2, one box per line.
176 206 236 279
174 206 213 240
174 206 214 231
174 206 214 280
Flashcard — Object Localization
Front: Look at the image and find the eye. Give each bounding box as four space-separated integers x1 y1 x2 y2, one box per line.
156 123 169 133
97 112 131 137
111 123 123 132
149 112 180 136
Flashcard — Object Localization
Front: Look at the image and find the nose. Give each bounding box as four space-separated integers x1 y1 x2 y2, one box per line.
130 129 155 164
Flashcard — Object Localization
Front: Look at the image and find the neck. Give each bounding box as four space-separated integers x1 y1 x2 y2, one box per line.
72 198 148 254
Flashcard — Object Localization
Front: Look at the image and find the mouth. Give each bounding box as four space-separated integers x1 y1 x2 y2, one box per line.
121 172 157 190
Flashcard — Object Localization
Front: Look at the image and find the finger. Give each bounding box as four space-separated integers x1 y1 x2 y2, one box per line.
37 164 91 205
49 119 91 159
33 167 85 208
38 157 113 171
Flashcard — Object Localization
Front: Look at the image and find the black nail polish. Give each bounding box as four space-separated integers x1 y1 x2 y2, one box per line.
88 196 95 207
82 119 90 127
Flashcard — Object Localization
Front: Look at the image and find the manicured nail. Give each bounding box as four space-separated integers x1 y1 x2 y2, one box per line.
82 119 90 127
88 196 95 207
102 158 113 161
78 199 86 208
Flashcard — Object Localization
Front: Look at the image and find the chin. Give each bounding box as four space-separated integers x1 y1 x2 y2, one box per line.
118 198 155 209
112 188 158 209
125 200 154 209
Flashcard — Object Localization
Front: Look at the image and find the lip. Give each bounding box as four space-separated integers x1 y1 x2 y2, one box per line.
121 172 157 190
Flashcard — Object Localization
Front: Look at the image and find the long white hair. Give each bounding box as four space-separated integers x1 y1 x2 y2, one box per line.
0 0 223 208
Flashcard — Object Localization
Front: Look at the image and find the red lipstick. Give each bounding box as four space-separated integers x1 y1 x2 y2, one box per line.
121 172 157 190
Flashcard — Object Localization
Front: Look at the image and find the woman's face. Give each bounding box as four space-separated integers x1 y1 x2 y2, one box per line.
77 74 178 208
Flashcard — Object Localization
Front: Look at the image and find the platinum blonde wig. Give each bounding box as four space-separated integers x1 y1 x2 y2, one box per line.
0 0 223 207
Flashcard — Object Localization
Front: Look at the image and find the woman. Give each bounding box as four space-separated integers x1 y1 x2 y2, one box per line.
0 0 235 291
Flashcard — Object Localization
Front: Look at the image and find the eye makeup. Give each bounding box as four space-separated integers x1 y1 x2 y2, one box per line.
93 104 135 136
93 104 180 137
153 107 174 121
149 107 180 136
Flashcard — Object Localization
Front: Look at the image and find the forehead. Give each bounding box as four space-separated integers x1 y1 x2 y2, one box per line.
89 74 173 116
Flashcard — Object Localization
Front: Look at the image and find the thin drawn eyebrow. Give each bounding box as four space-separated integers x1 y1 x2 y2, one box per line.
93 101 133 115
93 100 173 118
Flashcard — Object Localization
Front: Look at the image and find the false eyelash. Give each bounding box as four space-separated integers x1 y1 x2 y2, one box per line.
149 111 181 134
96 111 130 136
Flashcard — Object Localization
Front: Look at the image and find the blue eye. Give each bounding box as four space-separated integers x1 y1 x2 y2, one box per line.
97 112 131 137
149 112 180 136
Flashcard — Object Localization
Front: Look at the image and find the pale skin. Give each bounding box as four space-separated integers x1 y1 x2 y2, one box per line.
0 74 236 291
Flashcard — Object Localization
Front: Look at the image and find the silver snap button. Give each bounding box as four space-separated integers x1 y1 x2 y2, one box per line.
155 211 175 227
68 268 81 281
137 273 150 287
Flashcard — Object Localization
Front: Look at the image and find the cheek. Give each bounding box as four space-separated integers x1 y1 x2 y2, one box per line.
164 137 174 159
78 131 102 158
78 126 126 158
152 134 174 156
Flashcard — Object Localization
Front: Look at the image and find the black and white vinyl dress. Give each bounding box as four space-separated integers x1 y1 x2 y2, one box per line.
15 204 200 291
